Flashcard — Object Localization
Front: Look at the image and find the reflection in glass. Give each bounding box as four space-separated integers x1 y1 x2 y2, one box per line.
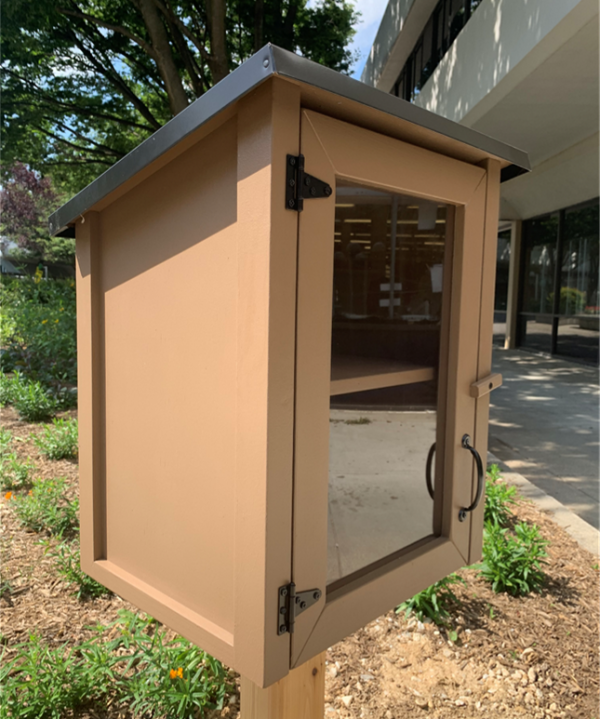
327 183 449 585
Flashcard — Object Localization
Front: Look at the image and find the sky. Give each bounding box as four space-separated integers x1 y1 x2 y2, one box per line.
345 0 390 79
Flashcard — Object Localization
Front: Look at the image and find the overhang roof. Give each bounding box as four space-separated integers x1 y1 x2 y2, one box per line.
49 44 530 237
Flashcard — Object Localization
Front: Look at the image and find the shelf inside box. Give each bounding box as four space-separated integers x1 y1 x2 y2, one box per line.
330 356 436 396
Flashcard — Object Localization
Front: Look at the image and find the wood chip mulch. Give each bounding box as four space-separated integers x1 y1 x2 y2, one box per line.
1 406 598 719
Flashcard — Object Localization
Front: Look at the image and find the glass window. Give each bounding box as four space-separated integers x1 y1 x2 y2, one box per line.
556 204 599 362
521 215 558 314
327 183 449 585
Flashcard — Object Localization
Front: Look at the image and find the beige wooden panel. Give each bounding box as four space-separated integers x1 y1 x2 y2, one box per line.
470 373 502 399
303 110 485 206
234 79 301 687
100 118 238 635
330 358 435 396
469 159 502 565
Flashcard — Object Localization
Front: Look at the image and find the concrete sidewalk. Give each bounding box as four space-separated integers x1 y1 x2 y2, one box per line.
488 349 600 531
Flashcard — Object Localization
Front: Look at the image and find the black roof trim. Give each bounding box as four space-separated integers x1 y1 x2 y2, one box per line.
50 44 530 236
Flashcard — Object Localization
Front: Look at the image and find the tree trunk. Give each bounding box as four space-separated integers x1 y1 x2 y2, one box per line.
254 0 264 53
136 0 189 115
206 0 229 84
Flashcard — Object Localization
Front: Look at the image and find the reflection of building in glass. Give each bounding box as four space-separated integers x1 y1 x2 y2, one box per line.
362 0 599 364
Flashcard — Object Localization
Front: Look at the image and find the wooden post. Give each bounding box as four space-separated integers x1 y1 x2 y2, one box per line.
240 652 326 719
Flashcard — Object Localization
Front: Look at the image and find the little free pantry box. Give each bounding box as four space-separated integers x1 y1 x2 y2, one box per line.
50 45 529 688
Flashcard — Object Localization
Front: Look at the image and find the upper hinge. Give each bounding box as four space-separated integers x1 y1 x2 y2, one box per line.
285 154 332 212
277 582 322 635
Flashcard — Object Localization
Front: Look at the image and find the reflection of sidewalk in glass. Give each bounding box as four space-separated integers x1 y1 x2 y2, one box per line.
327 410 436 585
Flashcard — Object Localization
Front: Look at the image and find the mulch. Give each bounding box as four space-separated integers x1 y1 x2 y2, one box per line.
1 406 598 719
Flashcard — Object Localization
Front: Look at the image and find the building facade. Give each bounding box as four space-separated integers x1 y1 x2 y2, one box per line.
362 0 599 363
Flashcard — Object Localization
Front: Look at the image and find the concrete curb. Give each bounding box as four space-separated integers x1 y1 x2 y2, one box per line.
488 452 600 557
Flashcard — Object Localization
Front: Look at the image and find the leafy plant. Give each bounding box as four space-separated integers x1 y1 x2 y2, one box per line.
396 573 465 626
12 380 59 422
0 452 34 491
480 522 549 596
111 610 230 718
50 541 110 601
0 372 25 407
33 417 78 460
12 477 79 538
485 464 517 528
0 428 13 453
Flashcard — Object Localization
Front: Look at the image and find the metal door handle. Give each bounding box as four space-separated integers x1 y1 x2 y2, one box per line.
425 442 436 499
459 434 484 522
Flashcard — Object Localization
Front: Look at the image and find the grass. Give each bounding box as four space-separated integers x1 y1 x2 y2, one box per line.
32 418 78 460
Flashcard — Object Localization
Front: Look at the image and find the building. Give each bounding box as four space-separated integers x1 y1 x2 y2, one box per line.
362 0 599 364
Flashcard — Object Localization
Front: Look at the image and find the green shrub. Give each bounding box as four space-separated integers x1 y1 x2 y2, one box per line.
12 477 79 538
0 372 25 407
396 573 465 626
0 614 230 719
0 428 13 453
485 464 517 528
50 541 111 600
111 610 230 717
12 380 59 422
0 632 115 719
0 453 34 491
0 276 77 393
480 522 549 596
33 417 78 460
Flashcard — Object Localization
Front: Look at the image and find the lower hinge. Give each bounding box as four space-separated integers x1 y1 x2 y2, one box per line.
277 582 322 635
285 154 332 211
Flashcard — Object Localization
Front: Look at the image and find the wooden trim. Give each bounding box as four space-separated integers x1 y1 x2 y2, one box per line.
234 79 302 687
469 158 502 565
241 652 325 719
75 212 106 566
293 538 463 667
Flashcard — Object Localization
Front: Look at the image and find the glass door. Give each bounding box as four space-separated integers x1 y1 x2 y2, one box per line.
291 109 496 668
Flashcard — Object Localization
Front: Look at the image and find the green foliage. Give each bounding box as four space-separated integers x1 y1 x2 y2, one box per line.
113 610 230 717
12 381 59 422
0 613 230 719
480 522 549 596
0 373 25 407
12 477 79 538
484 464 517 528
396 573 465 626
48 541 111 600
0 428 13 453
0 453 34 491
33 417 78 460
0 276 77 394
3 0 359 196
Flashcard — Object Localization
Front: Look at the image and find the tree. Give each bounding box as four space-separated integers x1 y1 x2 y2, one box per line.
1 0 359 195
0 163 74 263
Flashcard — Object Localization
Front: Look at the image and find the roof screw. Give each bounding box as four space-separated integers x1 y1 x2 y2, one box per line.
263 58 270 68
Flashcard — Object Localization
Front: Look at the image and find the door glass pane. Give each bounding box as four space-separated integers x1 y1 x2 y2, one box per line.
327 183 449 585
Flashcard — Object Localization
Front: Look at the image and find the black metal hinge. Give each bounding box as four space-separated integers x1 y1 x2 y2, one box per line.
277 582 322 635
285 154 332 211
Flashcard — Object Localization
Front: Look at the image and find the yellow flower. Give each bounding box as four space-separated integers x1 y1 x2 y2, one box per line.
28 490 33 496
169 667 184 679
4 492 13 500
55 319 59 324
42 319 48 325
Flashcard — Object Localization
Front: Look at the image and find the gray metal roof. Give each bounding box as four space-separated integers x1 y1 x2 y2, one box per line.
49 44 530 237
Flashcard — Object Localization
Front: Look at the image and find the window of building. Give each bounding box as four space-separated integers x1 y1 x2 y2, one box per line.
518 201 599 364
393 0 483 103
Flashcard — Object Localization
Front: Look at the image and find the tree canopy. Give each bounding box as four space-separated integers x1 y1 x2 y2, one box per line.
2 0 359 195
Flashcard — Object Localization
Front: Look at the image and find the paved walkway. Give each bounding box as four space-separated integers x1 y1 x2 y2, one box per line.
488 349 600 530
